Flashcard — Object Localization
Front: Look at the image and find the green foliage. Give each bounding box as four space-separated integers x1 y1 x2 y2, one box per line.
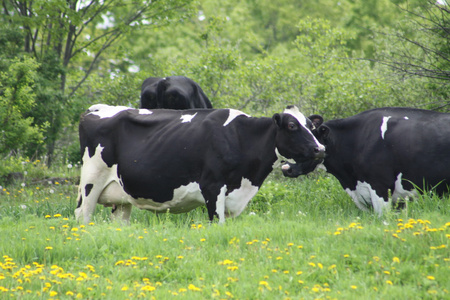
0 156 48 184
0 56 43 157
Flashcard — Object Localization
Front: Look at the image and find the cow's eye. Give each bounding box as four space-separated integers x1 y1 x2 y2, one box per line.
288 122 297 130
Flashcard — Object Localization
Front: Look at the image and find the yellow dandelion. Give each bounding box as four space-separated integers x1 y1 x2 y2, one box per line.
259 281 269 286
188 284 201 291
141 286 156 292
427 276 435 280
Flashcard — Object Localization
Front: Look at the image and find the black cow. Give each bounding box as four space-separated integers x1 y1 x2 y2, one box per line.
282 107 450 215
140 76 212 109
75 104 325 223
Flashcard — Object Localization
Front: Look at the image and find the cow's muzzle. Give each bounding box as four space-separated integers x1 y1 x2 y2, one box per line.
281 158 323 178
314 145 326 160
281 163 303 177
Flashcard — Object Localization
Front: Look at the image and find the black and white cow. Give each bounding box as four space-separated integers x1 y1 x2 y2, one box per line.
75 104 325 223
283 107 450 215
140 76 213 110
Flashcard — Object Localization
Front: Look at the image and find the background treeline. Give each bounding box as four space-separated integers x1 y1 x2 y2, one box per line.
0 0 449 176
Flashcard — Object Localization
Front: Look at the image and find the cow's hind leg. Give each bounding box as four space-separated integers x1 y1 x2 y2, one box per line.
202 185 227 224
111 204 132 224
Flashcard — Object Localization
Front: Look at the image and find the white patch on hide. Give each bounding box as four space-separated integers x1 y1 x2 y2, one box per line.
180 112 198 123
404 116 409 120
223 109 250 126
345 181 390 216
380 116 392 140
391 173 417 201
223 178 259 218
87 104 133 119
138 109 153 115
284 106 325 151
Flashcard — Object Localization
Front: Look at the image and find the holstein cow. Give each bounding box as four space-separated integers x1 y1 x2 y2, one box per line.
75 104 325 223
140 76 213 109
282 107 450 215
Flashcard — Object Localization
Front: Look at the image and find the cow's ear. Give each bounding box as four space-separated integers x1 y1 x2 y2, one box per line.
318 125 330 138
308 115 323 129
273 113 282 127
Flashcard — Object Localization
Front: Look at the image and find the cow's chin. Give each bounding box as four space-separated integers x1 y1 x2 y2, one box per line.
281 160 322 178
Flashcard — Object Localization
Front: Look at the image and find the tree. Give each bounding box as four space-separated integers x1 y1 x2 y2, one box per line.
0 0 194 164
0 56 43 157
374 0 450 109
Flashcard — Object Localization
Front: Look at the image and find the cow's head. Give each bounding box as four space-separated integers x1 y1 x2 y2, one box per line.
273 106 325 177
308 114 331 144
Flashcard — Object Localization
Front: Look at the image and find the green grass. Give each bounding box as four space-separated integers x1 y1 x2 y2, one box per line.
0 167 449 299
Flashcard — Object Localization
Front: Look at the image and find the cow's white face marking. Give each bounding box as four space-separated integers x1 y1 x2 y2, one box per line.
88 104 133 119
380 116 392 139
283 106 325 151
138 109 153 115
345 181 390 216
180 112 198 123
223 109 250 126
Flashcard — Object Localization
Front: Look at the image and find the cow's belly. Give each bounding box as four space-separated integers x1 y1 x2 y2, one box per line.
129 182 205 214
98 181 131 206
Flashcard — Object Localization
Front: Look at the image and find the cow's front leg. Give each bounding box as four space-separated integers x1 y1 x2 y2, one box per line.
75 182 101 224
111 203 132 224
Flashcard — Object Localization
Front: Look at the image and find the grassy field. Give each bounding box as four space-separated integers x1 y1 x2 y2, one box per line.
0 163 449 299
